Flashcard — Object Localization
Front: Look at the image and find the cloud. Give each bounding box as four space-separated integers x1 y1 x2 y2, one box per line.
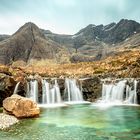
0 0 139 35
0 14 61 35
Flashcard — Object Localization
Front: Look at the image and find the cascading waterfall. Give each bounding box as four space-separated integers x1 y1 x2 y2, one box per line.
26 80 38 102
42 79 62 104
42 80 50 104
13 82 20 94
99 80 138 105
125 80 138 104
64 78 84 102
54 79 62 103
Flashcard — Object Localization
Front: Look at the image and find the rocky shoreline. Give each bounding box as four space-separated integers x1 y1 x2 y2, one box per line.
0 94 40 130
0 113 19 130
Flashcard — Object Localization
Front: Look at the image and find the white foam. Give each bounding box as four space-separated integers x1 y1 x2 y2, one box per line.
38 103 67 108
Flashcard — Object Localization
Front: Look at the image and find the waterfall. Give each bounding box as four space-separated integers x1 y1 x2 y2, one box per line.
54 79 61 103
42 80 50 104
125 80 138 104
42 79 62 104
99 80 138 105
26 78 88 106
26 80 38 102
64 78 84 102
13 82 20 94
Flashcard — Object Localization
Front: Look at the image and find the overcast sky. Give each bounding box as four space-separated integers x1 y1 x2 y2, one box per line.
0 0 140 35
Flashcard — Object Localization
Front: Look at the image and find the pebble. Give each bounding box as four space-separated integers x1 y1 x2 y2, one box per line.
0 113 19 130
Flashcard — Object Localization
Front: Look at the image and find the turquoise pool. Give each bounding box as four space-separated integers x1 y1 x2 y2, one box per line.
0 104 140 140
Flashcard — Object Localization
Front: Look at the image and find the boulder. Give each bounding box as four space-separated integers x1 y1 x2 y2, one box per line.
3 94 40 118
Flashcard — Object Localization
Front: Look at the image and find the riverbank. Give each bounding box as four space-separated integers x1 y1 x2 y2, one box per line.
0 113 19 130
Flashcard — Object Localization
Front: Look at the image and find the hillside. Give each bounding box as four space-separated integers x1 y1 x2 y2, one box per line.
0 48 139 81
21 48 140 78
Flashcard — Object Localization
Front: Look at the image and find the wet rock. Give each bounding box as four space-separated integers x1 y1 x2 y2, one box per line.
0 74 17 106
80 76 102 102
9 67 26 83
3 94 40 118
137 80 140 104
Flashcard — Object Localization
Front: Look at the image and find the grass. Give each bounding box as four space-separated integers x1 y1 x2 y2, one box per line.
0 49 140 79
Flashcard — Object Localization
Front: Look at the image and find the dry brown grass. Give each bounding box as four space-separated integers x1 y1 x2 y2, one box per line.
20 49 140 78
0 49 139 78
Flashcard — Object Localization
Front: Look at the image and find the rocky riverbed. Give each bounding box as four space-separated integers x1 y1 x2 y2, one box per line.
0 113 19 130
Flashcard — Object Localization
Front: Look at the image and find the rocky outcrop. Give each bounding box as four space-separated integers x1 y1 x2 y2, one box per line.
80 77 102 102
0 73 16 106
3 94 40 118
0 66 27 107
137 80 140 104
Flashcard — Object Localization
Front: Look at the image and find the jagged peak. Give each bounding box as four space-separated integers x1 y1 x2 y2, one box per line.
16 22 39 32
86 24 96 28
23 22 39 29
117 19 140 26
75 24 97 35
13 22 45 38
103 22 116 31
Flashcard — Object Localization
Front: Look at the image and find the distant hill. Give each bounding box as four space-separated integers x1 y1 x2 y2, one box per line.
0 34 10 41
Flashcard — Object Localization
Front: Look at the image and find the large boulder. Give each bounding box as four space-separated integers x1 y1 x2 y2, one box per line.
3 94 40 118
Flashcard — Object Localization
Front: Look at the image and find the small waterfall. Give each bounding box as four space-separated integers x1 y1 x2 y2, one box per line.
13 82 20 94
125 80 138 104
42 80 50 104
64 78 84 102
26 80 38 102
99 80 138 105
54 79 61 103
42 79 62 104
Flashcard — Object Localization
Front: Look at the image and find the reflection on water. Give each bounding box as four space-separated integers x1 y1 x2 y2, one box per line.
0 105 140 140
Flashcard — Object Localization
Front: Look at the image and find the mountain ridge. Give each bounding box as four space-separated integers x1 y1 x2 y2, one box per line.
0 19 140 65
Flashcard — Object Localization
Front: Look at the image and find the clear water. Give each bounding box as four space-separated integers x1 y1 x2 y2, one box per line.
0 105 140 140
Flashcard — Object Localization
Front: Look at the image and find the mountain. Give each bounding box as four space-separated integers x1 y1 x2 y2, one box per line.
0 19 140 65
0 34 10 41
45 19 140 61
45 19 140 45
0 22 69 65
74 19 140 44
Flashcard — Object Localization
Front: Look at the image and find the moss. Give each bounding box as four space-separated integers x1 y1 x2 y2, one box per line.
94 68 106 74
